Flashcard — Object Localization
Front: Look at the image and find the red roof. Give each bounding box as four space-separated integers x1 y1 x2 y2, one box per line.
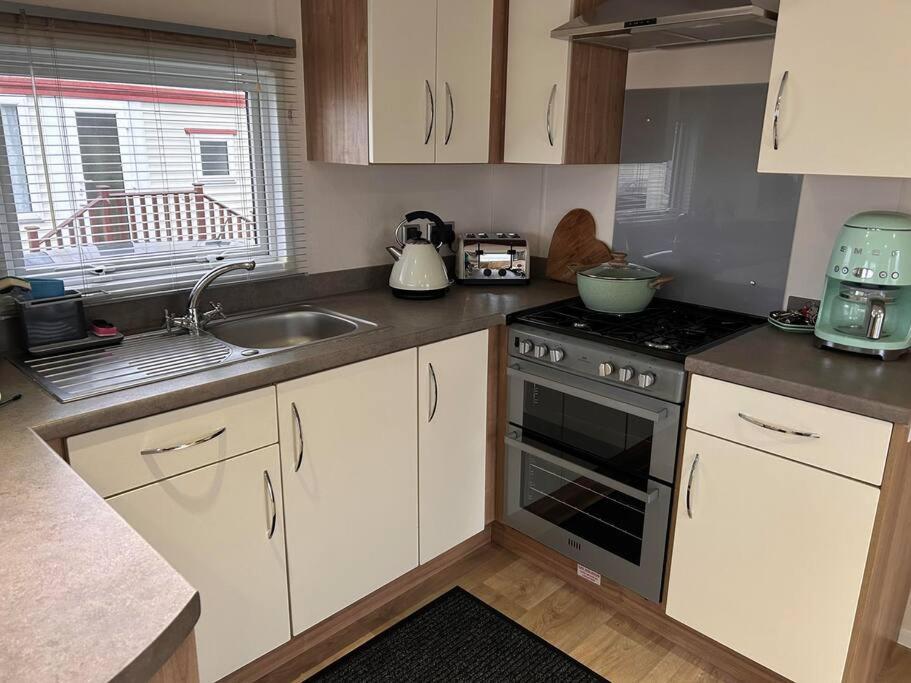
0 76 245 107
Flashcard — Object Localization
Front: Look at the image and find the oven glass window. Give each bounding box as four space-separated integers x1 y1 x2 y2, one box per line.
520 450 645 564
521 381 654 483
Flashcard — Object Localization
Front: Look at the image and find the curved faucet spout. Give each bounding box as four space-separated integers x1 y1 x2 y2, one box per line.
166 260 255 334
188 261 256 312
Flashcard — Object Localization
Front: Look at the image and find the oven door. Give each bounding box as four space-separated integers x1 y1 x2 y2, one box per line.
507 359 680 484
504 430 671 602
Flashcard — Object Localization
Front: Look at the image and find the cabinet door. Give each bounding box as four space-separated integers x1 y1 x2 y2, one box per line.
108 445 289 683
503 0 573 164
434 0 493 163
667 430 879 683
368 0 437 163
418 330 488 563
758 0 911 177
278 350 419 634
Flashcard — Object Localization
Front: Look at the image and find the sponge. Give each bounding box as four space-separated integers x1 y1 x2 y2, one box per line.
0 276 31 294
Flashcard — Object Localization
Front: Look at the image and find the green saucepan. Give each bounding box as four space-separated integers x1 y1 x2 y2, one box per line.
575 261 674 314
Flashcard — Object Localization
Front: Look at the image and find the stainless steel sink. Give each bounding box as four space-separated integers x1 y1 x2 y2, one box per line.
17 305 377 402
208 308 367 349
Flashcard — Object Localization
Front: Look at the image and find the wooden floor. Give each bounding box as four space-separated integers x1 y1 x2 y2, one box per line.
273 544 911 683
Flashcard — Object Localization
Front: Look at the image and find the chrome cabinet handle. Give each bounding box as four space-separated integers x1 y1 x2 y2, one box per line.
738 412 820 439
263 469 277 540
444 81 454 145
291 401 304 472
772 70 789 150
428 362 439 423
424 79 434 145
546 83 557 146
140 426 226 455
686 453 699 519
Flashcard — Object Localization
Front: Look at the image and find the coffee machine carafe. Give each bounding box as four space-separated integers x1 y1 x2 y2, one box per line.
815 211 911 360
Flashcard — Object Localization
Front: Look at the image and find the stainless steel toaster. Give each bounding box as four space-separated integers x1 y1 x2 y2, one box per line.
456 232 530 284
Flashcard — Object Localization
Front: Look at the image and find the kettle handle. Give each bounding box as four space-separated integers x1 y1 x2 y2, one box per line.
398 210 447 249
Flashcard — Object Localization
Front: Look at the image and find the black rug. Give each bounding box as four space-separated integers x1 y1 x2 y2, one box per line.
309 587 607 681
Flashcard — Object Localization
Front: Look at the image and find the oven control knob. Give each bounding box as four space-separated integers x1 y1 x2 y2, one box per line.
533 343 549 359
548 348 565 363
637 372 656 389
519 339 534 355
598 361 614 377
618 366 636 383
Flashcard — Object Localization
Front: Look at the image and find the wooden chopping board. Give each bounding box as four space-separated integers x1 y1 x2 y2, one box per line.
545 208 624 284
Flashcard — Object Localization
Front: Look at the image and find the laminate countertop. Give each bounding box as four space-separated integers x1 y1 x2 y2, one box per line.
686 325 911 425
0 280 576 682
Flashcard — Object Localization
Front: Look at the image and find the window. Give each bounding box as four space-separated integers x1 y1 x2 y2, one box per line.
0 104 31 214
199 139 230 177
0 11 303 308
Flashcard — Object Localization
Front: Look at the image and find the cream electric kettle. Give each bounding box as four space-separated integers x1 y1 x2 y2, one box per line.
385 210 451 299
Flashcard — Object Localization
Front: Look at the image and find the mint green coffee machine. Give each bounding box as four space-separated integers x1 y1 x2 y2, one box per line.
815 211 911 360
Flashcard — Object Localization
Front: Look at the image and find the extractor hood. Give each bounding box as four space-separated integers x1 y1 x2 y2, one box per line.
551 0 779 51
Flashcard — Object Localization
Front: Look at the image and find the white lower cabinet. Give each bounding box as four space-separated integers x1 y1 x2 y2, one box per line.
107 445 289 683
667 430 879 683
277 349 420 635
418 329 488 563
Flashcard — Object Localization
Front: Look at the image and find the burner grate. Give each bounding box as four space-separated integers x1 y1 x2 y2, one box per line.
517 298 763 361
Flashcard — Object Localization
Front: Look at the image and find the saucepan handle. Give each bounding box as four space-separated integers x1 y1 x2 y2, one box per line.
648 275 674 290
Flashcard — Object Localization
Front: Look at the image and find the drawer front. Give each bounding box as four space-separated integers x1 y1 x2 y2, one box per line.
687 375 892 485
68 387 278 497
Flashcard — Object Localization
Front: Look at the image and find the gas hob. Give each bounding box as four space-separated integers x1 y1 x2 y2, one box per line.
508 298 764 404
513 298 764 364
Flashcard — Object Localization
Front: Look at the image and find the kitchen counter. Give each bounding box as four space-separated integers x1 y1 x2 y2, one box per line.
686 325 911 425
0 280 576 682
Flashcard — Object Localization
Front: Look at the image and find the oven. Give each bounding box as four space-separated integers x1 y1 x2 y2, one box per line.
503 353 681 603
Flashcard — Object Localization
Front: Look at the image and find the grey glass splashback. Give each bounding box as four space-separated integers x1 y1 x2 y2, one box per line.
612 84 802 316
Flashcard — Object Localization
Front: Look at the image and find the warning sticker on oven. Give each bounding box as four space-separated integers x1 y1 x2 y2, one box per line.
577 564 602 586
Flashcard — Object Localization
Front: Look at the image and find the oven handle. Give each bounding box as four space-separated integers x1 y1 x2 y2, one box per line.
505 432 660 505
508 364 668 422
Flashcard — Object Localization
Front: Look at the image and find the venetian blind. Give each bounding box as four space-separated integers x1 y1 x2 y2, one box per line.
0 8 304 309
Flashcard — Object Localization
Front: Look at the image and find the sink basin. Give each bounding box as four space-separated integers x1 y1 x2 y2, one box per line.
208 306 375 350
18 305 377 402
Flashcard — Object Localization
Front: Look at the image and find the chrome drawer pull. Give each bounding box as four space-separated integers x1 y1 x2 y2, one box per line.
140 426 226 455
686 453 699 519
263 470 277 540
738 412 820 439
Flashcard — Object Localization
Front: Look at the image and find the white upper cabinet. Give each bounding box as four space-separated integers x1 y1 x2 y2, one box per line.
434 0 495 163
278 350 419 635
758 0 911 177
368 0 438 163
418 330 488 563
667 430 879 683
504 0 572 164
108 445 290 683
304 0 503 164
504 0 627 165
